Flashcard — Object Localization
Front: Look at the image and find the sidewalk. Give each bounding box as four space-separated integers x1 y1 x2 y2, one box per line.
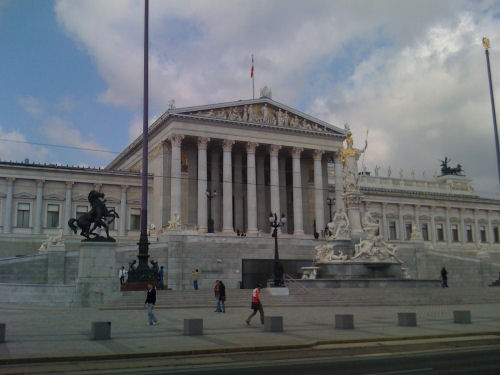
1 302 500 363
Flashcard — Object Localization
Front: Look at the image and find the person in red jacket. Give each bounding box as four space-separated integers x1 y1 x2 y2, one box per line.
246 283 264 325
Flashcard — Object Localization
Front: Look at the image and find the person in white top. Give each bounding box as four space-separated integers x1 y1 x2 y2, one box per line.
119 266 128 285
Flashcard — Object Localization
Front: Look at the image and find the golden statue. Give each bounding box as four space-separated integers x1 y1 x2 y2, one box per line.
483 37 490 50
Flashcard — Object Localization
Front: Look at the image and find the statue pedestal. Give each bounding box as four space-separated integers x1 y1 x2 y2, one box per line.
72 242 118 307
344 191 364 242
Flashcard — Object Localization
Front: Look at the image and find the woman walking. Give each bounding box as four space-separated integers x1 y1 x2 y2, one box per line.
246 283 264 325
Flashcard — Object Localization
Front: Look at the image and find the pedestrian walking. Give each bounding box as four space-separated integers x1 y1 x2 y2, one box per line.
246 283 264 325
214 280 221 312
158 266 164 290
441 266 448 288
192 269 199 290
144 283 158 325
118 266 127 285
219 280 226 313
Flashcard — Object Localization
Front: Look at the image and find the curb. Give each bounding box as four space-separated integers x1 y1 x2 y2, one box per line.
1 331 499 366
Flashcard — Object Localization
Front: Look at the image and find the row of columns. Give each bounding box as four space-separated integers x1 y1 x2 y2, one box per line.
377 203 497 245
167 135 338 236
2 178 132 235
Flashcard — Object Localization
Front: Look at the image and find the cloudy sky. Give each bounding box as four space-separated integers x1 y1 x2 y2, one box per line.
1 0 500 198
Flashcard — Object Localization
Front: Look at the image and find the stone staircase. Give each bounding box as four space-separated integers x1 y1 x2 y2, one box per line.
100 283 500 310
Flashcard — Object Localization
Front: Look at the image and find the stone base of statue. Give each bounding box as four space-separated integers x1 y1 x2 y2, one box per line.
344 191 364 243
82 235 116 243
71 242 118 307
318 261 403 279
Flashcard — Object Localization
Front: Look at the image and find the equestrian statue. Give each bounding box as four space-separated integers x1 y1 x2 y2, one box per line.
68 190 119 241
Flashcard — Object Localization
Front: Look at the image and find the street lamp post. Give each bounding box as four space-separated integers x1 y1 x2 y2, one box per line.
326 197 335 223
483 37 500 193
269 212 286 287
206 190 216 233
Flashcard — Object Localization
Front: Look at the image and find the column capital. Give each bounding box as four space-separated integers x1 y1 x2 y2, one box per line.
162 140 171 152
313 149 325 161
269 144 281 156
169 134 184 147
65 181 74 188
121 185 129 193
381 202 388 209
222 139 235 152
197 137 210 150
36 179 45 187
6 177 15 185
246 142 259 153
291 147 304 158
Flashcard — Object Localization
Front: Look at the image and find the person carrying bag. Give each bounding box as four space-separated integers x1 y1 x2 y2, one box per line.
246 283 264 325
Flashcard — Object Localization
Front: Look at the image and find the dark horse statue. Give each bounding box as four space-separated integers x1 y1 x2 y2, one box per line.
68 190 119 241
440 157 465 176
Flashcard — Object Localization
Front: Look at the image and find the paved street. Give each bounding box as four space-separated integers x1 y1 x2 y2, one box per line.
1 302 500 363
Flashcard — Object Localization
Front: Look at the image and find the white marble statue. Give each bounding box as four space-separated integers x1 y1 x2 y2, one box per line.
314 243 348 263
341 129 367 192
38 236 49 252
374 165 380 177
282 111 289 127
147 223 157 236
399 168 403 179
248 105 257 122
260 103 270 123
301 267 319 279
327 208 351 240
167 213 182 230
353 235 403 263
260 86 272 98
362 211 379 237
241 106 249 122
410 225 423 240
387 166 392 177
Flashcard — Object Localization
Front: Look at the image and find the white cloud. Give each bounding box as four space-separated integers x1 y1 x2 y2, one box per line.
54 96 76 113
0 125 49 162
18 96 44 117
53 0 500 197
42 116 111 159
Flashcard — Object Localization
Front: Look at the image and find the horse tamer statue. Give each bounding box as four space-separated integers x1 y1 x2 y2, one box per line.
68 190 119 241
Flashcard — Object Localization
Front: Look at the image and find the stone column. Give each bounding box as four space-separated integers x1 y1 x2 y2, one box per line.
64 181 73 234
246 142 259 235
170 134 184 220
269 145 281 222
119 185 128 235
33 180 45 234
414 205 420 228
398 204 405 240
487 210 494 244
333 152 345 211
474 209 480 244
381 203 388 240
292 147 304 236
210 148 221 232
222 139 235 233
459 208 466 244
430 206 436 244
445 207 451 244
313 150 325 233
197 137 210 233
233 150 244 232
279 156 288 233
256 153 267 232
4 178 14 233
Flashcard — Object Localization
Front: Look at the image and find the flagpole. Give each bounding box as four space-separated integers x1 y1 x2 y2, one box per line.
251 54 255 99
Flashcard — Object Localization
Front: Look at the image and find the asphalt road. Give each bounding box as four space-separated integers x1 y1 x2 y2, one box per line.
3 344 500 375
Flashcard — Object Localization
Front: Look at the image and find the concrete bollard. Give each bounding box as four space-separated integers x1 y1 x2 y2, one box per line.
0 323 5 343
90 322 111 340
335 314 354 329
453 310 471 324
398 312 417 327
183 319 203 336
264 316 283 332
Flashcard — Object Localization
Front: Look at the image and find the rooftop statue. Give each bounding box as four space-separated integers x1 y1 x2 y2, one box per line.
68 190 119 241
440 157 465 176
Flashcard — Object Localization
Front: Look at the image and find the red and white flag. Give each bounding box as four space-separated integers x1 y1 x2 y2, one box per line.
250 55 254 78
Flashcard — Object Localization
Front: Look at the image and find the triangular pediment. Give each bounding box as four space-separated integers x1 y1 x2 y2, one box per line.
168 98 345 136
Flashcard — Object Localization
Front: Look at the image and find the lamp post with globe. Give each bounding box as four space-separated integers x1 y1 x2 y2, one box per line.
206 190 217 233
269 212 286 287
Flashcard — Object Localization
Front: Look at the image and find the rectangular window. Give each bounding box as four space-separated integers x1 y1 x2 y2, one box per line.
421 223 429 241
405 223 412 240
76 205 88 220
130 208 141 230
16 203 30 228
494 227 499 243
389 221 397 240
47 204 60 228
436 223 444 242
466 225 473 243
451 224 459 242
107 206 115 231
480 226 487 243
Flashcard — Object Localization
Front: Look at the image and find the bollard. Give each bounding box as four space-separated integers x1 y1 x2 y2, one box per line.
183 319 203 336
453 310 471 324
264 316 283 332
335 314 354 329
0 323 5 343
398 312 417 327
90 322 111 340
